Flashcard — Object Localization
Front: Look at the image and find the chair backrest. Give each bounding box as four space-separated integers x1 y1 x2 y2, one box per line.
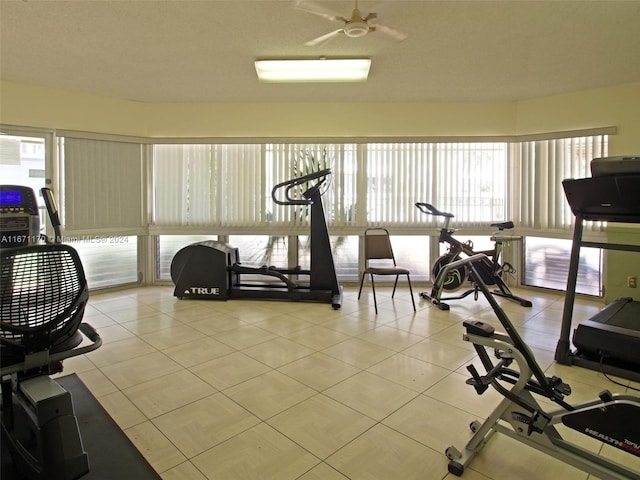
364 228 396 264
0 244 88 362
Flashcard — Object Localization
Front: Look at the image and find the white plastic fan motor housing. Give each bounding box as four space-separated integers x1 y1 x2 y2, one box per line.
344 19 370 37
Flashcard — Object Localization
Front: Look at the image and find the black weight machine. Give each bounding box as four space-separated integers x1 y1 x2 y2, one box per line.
171 169 343 309
555 156 640 382
415 202 531 311
444 254 640 479
1 185 102 479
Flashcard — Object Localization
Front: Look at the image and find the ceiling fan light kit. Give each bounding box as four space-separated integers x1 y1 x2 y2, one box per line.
254 58 371 83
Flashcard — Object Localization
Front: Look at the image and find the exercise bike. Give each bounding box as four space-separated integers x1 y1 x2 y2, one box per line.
415 202 532 311
444 254 640 479
1 186 102 479
171 169 343 309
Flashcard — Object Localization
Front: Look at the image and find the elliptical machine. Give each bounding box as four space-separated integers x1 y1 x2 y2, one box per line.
444 254 640 479
171 169 343 309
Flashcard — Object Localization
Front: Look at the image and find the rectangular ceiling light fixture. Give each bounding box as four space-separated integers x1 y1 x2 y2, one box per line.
255 58 371 83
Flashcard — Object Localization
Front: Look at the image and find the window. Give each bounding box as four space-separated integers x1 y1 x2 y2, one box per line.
298 235 360 281
151 134 607 290
365 142 508 227
3 128 610 292
524 237 602 296
58 135 145 289
153 142 509 230
153 143 357 229
70 236 139 289
0 132 48 234
515 135 608 232
516 135 608 295
61 137 145 234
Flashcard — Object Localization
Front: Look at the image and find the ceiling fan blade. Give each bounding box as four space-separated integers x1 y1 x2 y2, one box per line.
371 23 408 42
294 1 348 23
305 29 344 47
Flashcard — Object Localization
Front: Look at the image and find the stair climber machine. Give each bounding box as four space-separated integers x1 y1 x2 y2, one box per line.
171 169 343 309
443 254 640 479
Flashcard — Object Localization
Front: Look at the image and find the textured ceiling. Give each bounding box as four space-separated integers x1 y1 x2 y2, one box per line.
1 0 640 103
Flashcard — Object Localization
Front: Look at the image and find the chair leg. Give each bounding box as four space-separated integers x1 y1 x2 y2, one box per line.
391 275 400 298
358 272 366 299
370 274 378 314
406 274 416 312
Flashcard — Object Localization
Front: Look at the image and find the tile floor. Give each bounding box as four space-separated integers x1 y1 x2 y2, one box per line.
58 284 640 480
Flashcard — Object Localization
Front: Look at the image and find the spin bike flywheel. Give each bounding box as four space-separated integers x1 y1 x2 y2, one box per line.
432 253 468 291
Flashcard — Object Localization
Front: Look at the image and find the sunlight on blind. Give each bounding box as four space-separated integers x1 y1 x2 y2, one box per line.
154 144 212 226
152 137 606 232
217 144 262 226
329 144 358 227
516 136 607 231
63 138 144 233
366 143 433 226
155 144 263 227
268 143 304 225
266 144 357 227
366 143 507 227
433 143 508 226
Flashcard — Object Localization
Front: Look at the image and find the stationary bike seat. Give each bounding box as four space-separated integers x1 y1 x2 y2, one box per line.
490 221 514 230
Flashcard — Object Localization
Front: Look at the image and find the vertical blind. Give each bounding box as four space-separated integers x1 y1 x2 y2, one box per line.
365 142 508 227
62 138 144 234
432 143 508 226
152 136 607 232
267 143 358 227
217 144 262 227
365 143 433 226
154 143 359 228
515 135 608 231
154 144 264 227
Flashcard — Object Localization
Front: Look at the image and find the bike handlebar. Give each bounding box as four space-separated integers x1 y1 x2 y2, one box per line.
0 322 102 377
415 202 455 218
272 168 331 206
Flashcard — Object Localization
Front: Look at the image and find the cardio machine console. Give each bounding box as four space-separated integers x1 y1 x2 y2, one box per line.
0 185 41 247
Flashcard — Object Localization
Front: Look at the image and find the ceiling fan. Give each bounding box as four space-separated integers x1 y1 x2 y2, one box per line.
295 0 408 47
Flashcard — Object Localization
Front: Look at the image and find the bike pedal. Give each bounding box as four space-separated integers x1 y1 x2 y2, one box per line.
463 320 495 337
598 390 614 403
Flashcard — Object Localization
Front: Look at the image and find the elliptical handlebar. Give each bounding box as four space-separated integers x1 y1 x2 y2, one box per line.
272 168 331 206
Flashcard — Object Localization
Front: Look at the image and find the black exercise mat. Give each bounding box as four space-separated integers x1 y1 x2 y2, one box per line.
1 373 161 479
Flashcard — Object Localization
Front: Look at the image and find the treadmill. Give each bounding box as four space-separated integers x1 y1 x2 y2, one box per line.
555 156 640 382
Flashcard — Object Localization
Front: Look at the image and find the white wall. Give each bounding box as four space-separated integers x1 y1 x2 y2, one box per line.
2 81 518 138
3 81 638 145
